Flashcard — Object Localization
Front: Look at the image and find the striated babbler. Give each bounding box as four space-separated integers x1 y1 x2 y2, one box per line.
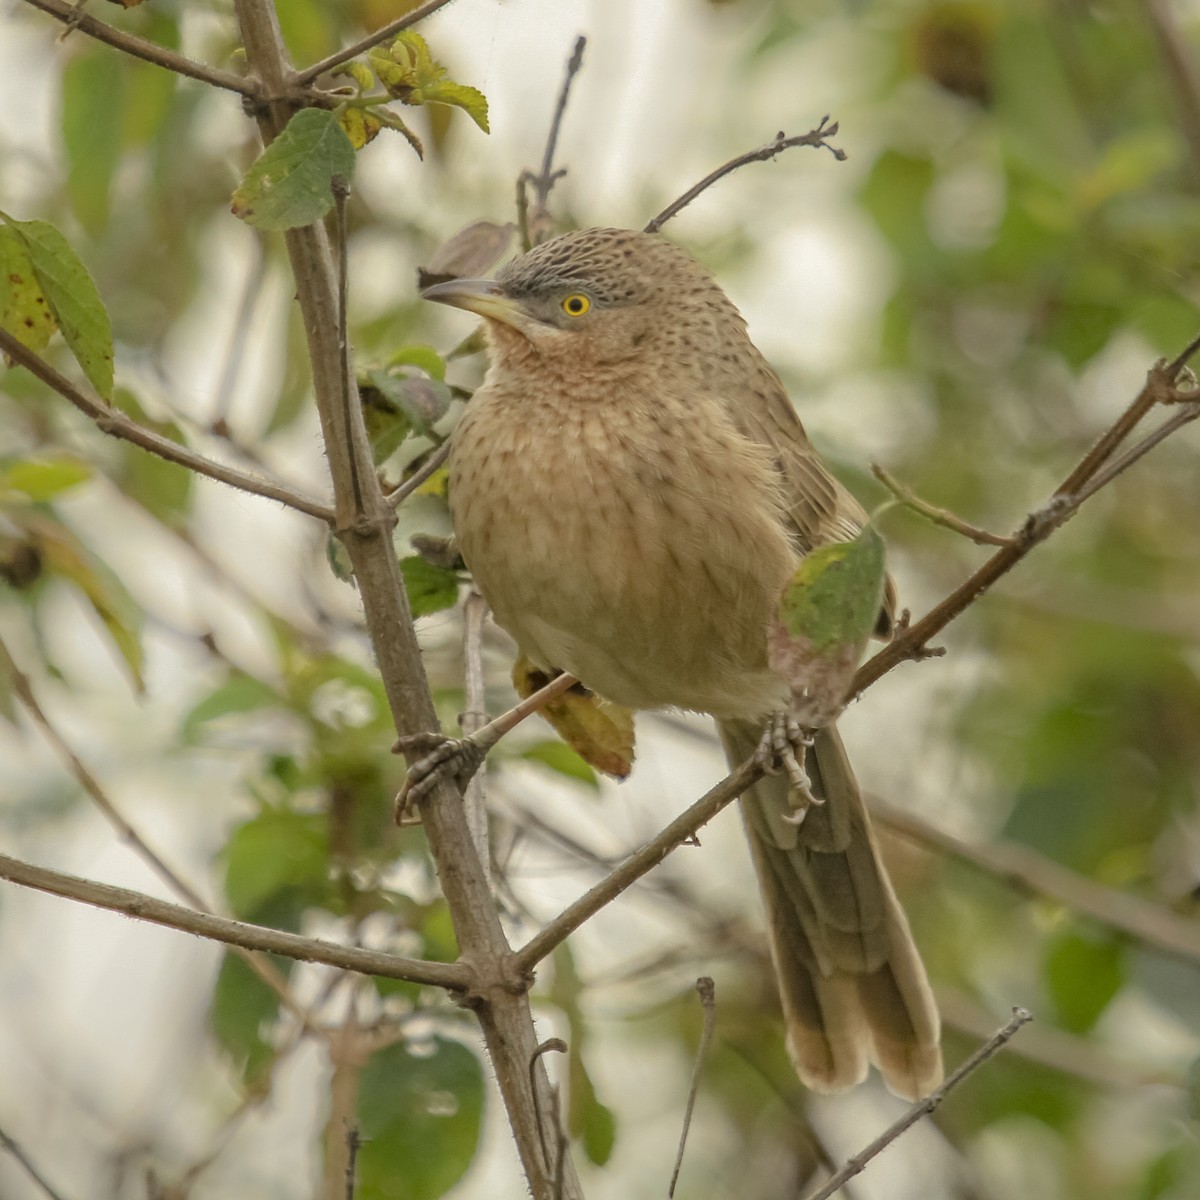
422 227 942 1099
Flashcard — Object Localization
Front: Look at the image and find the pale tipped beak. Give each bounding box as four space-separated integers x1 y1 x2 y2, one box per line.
420 277 528 329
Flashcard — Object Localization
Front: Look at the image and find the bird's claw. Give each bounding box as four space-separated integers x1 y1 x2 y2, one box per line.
754 712 820 822
393 731 489 818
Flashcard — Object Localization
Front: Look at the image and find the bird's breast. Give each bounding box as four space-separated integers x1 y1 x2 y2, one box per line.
449 377 796 718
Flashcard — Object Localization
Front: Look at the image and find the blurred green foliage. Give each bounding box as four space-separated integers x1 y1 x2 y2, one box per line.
1 0 1199 1197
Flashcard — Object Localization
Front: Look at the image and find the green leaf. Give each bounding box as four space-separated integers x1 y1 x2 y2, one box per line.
0 227 57 354
364 367 452 438
356 1037 484 1200
369 32 490 132
182 674 284 741
1045 929 1125 1034
222 809 329 919
581 1095 617 1167
767 525 886 727
400 555 459 617
0 457 92 501
519 739 599 790
231 108 356 232
386 344 446 381
0 217 114 399
62 50 125 233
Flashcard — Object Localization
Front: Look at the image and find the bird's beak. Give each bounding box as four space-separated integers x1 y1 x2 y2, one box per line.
421 277 528 330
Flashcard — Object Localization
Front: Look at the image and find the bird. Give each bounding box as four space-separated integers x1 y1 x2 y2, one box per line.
420 226 943 1100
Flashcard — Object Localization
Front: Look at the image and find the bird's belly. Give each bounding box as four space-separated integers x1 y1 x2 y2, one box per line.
450 394 796 719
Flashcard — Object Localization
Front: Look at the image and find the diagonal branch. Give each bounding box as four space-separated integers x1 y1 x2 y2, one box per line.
803 1009 1033 1200
293 0 462 85
20 0 256 96
644 119 846 234
0 329 335 524
0 851 469 989
513 758 760 971
852 351 1200 697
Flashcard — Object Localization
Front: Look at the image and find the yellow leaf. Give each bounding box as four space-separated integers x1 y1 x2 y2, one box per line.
513 656 634 780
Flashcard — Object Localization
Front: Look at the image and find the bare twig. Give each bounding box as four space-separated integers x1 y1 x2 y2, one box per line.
937 989 1177 1090
345 1125 363 1200
294 0 461 85
518 36 587 248
871 463 1013 547
668 977 717 1199
852 350 1200 697
871 797 1200 966
20 0 256 95
803 1009 1033 1200
462 587 491 881
0 329 335 524
644 120 846 234
0 851 468 989
0 1122 69 1200
332 174 364 515
385 438 451 508
514 757 760 971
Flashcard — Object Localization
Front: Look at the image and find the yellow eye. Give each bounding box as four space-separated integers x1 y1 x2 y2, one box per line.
561 293 591 317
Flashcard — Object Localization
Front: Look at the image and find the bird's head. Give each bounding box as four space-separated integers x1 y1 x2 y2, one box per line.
421 227 746 373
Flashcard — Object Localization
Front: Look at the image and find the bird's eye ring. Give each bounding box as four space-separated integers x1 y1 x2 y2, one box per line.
561 293 591 317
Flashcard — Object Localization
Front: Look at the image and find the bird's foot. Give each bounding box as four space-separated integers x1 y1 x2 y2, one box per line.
754 712 821 822
393 729 491 817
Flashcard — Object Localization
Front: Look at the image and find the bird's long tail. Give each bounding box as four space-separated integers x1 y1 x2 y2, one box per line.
718 720 943 1100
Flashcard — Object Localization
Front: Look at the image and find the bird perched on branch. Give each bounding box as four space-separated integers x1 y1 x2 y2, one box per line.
421 227 942 1099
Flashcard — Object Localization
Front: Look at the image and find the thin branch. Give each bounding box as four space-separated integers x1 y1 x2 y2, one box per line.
803 1009 1033 1200
644 120 846 235
385 438 451 508
345 1125 363 1200
513 757 760 971
851 351 1200 697
937 989 1177 1090
0 852 469 989
871 463 1013 547
19 0 256 96
461 587 491 881
0 1122 70 1200
293 0 462 85
518 35 587 249
1068 403 1200 507
870 797 1200 967
332 174 364 515
0 329 335 524
668 977 717 1199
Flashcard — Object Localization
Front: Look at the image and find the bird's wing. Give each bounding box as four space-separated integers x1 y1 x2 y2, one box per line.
724 358 897 632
